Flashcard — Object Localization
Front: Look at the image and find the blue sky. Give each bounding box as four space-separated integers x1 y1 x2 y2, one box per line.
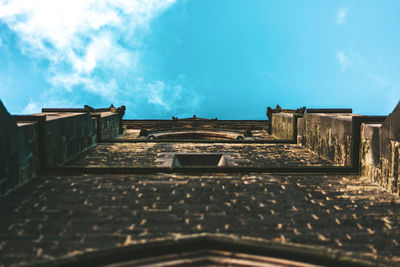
0 0 399 119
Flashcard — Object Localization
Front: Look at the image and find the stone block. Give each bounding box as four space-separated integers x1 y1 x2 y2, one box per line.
380 101 400 159
271 113 294 140
360 123 381 166
299 113 356 166
370 101 400 194
99 112 120 140
296 117 305 145
44 113 96 167
17 122 39 185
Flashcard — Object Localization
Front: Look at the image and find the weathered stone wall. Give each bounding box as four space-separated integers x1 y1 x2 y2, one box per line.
297 117 305 144
361 102 400 195
381 140 400 195
297 113 355 166
379 101 400 195
360 124 381 186
17 122 39 187
45 113 97 167
361 134 400 196
0 104 40 196
0 101 19 196
0 102 126 197
271 113 294 140
1 108 123 197
99 112 120 140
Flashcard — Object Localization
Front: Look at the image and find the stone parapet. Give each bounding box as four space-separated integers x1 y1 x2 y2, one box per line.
1 101 125 197
360 102 400 195
98 112 120 140
271 113 295 140
360 124 381 186
16 122 39 187
0 105 40 196
44 113 97 167
297 113 356 166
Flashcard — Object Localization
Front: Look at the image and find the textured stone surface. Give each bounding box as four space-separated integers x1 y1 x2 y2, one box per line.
0 101 18 196
44 113 96 167
99 112 120 140
378 102 400 195
297 113 357 166
16 122 39 187
0 105 123 197
271 113 294 140
2 99 400 266
380 101 400 159
361 124 383 192
1 103 39 197
64 143 334 167
118 129 275 140
0 173 399 266
360 102 400 195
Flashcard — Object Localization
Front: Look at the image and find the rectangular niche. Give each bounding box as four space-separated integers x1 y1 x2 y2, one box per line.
156 153 240 167
173 154 225 167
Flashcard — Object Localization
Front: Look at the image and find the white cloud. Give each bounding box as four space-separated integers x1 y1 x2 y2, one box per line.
336 51 351 71
0 37 3 47
336 7 349 25
132 76 203 112
22 97 79 114
0 0 202 116
22 100 41 114
369 74 388 88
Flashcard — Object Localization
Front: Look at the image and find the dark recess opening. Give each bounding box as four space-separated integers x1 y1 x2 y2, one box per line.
173 154 223 167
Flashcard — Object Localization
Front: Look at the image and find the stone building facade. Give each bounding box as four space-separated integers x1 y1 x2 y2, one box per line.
0 100 400 266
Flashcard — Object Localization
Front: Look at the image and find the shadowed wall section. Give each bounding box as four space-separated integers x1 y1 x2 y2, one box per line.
0 101 19 195
0 104 123 197
43 113 97 167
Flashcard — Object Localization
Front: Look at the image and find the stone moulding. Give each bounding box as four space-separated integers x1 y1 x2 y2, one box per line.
123 119 269 131
145 129 246 140
27 234 385 267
